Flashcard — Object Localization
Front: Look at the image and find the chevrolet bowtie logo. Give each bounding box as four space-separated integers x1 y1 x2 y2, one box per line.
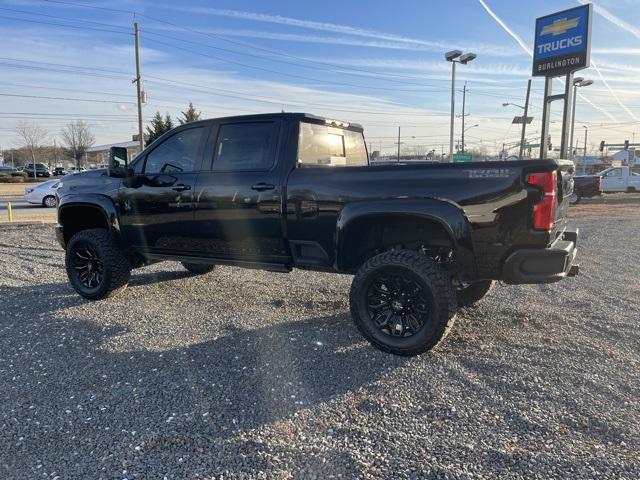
540 17 580 36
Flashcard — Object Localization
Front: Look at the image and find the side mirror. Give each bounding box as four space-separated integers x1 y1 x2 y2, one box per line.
108 146 129 177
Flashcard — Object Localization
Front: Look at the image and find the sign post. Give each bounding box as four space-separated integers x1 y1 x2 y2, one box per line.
533 4 592 159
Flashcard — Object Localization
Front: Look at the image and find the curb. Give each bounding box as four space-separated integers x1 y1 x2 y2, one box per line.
0 221 53 228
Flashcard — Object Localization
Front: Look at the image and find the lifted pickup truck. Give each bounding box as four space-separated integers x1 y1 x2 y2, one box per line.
55 113 579 356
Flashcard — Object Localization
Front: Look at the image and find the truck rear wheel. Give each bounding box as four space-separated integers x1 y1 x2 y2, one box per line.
456 280 494 308
349 250 457 356
181 262 215 275
65 228 131 300
569 192 581 205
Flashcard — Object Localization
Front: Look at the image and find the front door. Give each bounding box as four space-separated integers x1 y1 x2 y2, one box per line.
119 125 210 255
192 120 289 263
601 167 625 192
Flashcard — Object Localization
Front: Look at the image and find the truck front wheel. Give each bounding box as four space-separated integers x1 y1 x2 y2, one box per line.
65 228 131 300
349 250 457 356
456 280 494 308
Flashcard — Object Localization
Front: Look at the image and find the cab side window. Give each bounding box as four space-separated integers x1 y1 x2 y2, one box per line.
212 122 277 171
144 127 206 174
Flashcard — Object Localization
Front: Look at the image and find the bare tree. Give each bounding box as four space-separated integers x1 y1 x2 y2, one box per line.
15 122 48 164
60 121 95 169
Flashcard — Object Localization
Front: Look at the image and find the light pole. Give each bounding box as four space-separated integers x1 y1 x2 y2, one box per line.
569 78 593 159
445 50 476 161
502 79 532 160
462 124 478 153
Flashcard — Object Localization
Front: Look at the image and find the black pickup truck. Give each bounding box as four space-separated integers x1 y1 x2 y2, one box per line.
571 175 602 204
55 113 578 356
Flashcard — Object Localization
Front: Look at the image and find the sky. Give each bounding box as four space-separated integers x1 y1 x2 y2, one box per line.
1 0 640 157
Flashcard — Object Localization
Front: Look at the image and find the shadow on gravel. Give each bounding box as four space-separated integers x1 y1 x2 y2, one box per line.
0 279 406 478
128 269 194 287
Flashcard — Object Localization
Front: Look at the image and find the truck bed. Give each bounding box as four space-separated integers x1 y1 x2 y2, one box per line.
285 159 574 278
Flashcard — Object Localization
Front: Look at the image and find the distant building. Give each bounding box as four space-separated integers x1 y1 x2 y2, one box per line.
86 140 143 166
609 149 637 166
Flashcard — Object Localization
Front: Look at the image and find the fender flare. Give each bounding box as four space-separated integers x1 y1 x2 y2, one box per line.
335 198 476 276
58 194 121 234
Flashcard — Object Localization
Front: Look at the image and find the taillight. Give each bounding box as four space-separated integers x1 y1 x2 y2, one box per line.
527 171 557 231
595 176 602 190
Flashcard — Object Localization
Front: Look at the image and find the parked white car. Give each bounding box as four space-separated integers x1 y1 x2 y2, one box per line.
598 166 640 193
24 180 60 207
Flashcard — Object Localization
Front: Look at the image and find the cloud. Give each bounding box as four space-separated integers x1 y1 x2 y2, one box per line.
153 7 521 57
592 48 640 56
312 58 531 77
476 0 532 56
579 0 640 40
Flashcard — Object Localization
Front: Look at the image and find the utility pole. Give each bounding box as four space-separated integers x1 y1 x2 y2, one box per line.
519 79 531 160
133 22 144 151
397 126 401 162
53 139 58 167
460 82 467 153
449 61 456 160
583 126 588 159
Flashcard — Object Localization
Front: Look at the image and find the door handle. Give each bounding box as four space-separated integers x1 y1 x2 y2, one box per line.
172 184 191 192
251 183 275 191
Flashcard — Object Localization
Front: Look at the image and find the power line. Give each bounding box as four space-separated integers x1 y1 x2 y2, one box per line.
0 81 135 99
0 93 136 104
142 36 444 95
0 112 136 117
0 6 131 31
0 13 130 35
38 0 537 93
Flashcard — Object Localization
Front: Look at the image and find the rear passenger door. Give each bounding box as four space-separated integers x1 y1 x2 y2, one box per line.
192 120 289 263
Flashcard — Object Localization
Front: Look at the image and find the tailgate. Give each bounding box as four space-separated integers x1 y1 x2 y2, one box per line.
554 159 575 234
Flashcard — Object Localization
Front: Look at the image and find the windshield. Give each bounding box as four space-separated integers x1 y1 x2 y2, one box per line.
298 122 368 167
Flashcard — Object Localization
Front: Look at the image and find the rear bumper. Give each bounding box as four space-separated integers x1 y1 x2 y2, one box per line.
502 228 579 284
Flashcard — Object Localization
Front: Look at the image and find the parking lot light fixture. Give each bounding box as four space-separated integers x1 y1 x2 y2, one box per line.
446 50 477 160
503 102 525 110
569 79 593 159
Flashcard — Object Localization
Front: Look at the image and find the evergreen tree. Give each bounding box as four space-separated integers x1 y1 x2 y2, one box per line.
178 102 201 125
146 111 174 145
164 113 174 131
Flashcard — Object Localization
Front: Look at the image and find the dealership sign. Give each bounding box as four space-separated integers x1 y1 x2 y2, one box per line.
532 4 592 77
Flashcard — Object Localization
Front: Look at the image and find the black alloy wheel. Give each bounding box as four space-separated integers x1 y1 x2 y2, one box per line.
70 242 104 289
65 229 131 300
350 250 457 356
366 270 431 337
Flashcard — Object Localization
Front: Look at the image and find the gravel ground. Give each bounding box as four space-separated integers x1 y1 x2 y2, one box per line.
0 195 638 479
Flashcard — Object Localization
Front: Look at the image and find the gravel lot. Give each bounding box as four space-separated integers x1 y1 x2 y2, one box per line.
1 195 639 479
